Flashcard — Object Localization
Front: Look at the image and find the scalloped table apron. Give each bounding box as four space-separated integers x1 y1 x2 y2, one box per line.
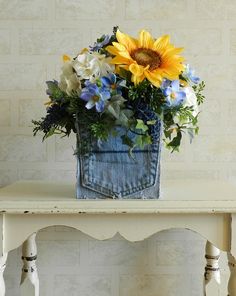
0 180 236 295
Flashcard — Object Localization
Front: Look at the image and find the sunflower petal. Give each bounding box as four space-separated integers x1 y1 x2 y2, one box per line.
144 70 162 87
161 47 184 58
162 70 180 80
119 51 132 59
131 73 145 85
138 30 154 48
112 42 127 52
111 56 131 65
106 45 119 56
153 35 170 51
116 30 137 51
129 63 144 77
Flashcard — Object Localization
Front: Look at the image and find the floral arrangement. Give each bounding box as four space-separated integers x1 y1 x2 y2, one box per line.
33 27 205 153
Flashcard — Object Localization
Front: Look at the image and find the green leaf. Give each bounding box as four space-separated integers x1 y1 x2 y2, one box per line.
121 135 134 148
135 134 152 148
44 127 57 139
136 119 149 132
192 80 206 105
166 131 182 152
119 68 132 82
164 128 173 140
146 120 156 125
105 95 126 119
46 81 64 101
115 109 133 127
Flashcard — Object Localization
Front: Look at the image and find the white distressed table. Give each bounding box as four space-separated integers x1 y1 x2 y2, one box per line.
0 180 236 295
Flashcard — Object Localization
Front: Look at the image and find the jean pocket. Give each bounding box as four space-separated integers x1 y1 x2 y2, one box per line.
77 125 162 198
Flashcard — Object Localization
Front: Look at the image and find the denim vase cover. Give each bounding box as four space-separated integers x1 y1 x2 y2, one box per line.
76 120 162 199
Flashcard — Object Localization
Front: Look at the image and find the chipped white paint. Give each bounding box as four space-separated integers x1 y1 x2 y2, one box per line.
0 253 7 296
0 180 235 295
20 233 39 296
227 253 236 296
0 214 7 296
204 241 220 295
227 214 236 296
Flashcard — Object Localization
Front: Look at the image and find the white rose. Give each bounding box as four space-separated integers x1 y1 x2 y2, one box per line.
73 51 114 83
59 60 81 96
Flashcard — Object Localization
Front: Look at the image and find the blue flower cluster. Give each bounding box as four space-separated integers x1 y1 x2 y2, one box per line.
90 34 111 52
184 64 200 84
161 65 200 108
162 79 186 108
80 74 124 113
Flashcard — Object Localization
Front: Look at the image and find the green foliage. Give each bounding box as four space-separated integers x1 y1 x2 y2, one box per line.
136 119 148 132
90 122 110 141
135 134 152 148
165 130 182 152
128 80 165 106
192 81 205 105
147 120 156 125
46 81 64 102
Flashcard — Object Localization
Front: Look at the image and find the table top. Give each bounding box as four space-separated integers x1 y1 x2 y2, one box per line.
0 180 236 214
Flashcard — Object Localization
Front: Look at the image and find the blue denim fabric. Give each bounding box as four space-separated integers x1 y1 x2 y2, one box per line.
76 122 162 199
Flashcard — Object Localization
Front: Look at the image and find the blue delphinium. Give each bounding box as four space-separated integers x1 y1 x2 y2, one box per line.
162 80 186 108
183 64 200 84
90 34 111 52
80 74 125 113
80 81 111 112
101 74 125 95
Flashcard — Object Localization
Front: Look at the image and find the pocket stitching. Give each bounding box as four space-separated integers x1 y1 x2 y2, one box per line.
81 142 160 197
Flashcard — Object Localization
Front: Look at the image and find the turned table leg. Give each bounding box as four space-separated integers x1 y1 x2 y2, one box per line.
0 253 8 296
227 252 236 296
204 241 220 295
20 233 39 296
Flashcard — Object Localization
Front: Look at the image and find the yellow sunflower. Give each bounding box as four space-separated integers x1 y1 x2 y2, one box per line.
106 30 184 87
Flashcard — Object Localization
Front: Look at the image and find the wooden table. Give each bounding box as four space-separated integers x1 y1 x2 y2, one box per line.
0 180 236 295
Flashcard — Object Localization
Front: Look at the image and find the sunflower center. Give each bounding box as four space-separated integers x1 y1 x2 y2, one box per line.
131 48 161 71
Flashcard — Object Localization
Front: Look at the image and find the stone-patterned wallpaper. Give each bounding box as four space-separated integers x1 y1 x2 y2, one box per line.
0 0 234 295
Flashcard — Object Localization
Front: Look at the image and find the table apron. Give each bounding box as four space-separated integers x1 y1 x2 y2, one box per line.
0 213 231 254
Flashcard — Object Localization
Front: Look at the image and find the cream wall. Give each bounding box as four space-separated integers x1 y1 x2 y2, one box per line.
0 0 235 295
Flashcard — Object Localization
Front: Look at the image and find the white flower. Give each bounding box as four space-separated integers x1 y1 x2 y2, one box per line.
184 86 199 117
173 87 199 127
59 60 81 96
73 51 114 83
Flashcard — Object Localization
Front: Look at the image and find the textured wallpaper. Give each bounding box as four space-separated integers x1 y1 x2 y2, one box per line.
0 0 235 295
